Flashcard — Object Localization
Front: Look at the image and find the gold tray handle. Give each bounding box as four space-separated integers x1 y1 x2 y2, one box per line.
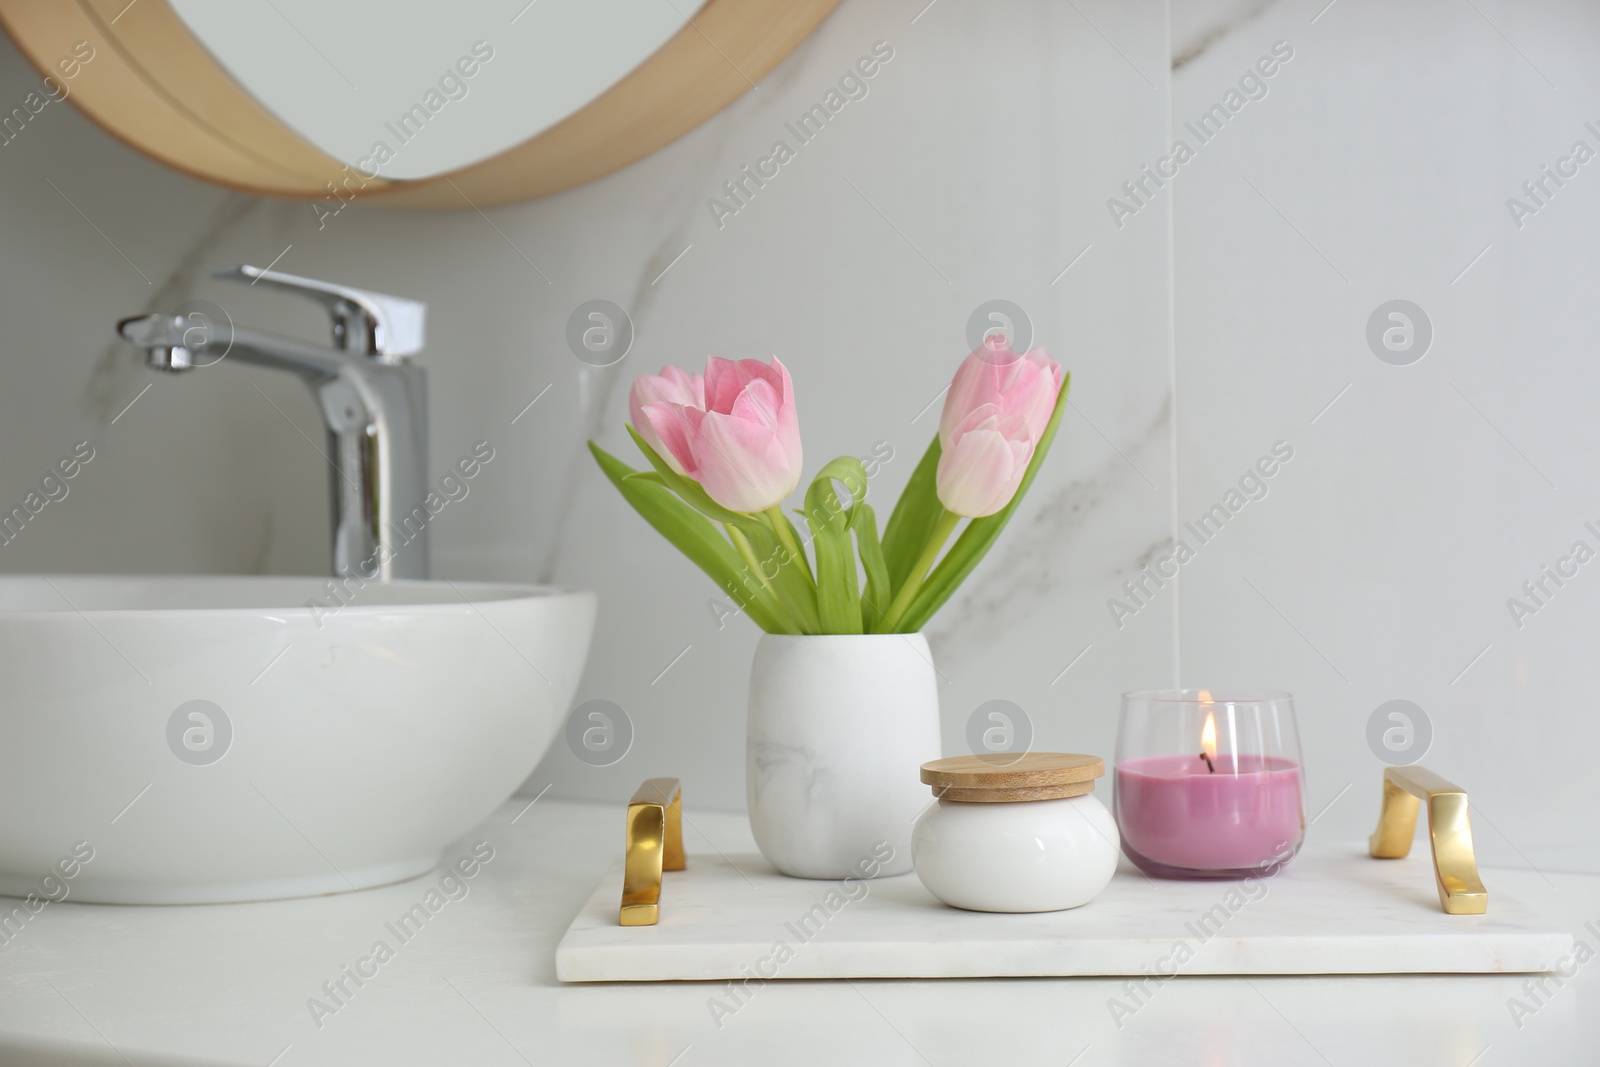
1368 765 1487 915
620 778 685 927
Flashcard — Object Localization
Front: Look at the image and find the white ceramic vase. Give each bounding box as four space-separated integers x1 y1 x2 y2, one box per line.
746 633 942 879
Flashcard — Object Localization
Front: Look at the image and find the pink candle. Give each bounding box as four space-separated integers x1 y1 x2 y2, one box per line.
1115 754 1304 874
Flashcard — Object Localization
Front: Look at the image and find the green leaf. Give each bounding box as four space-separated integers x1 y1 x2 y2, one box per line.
589 441 791 633
741 516 822 633
770 507 816 583
853 503 892 633
620 426 820 632
801 457 868 634
880 434 944 592
897 372 1072 633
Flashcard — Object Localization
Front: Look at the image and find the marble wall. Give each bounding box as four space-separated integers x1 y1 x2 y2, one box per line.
1171 0 1600 872
0 0 1592 872
0 1 1173 816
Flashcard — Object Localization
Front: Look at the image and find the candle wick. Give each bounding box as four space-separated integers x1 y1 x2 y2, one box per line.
1199 751 1215 773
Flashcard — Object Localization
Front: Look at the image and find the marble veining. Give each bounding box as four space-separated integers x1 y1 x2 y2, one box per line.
929 395 1173 657
1171 0 1284 70
0 1 1175 814
536 114 740 583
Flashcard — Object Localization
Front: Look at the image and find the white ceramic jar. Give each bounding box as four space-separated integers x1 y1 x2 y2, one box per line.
912 753 1120 913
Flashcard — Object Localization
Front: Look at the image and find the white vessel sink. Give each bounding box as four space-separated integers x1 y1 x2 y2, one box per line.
0 575 595 904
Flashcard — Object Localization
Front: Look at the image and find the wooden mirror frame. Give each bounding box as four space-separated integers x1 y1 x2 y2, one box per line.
0 0 841 207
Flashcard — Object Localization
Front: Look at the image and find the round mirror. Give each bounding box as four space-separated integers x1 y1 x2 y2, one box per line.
0 0 839 206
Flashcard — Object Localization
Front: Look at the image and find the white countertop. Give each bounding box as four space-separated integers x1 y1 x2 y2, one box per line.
2 798 1597 1066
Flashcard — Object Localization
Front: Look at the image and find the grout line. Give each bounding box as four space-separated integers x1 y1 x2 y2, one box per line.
1163 2 1181 687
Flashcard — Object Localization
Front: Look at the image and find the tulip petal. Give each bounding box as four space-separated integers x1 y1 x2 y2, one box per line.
729 378 782 428
705 356 781 414
899 371 1070 631
767 357 803 475
665 364 707 409
638 401 701 475
938 340 1063 450
694 408 799 512
634 355 802 514
936 405 1034 518
630 365 706 473
1007 349 1062 441
937 431 1028 518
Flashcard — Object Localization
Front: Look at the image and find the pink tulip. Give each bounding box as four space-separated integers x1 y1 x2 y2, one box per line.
629 356 803 513
628 364 705 475
935 338 1062 518
940 337 1061 448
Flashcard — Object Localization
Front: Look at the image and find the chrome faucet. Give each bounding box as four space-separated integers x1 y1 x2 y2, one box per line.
118 265 430 581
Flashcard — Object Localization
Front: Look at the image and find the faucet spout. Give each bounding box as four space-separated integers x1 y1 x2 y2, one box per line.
116 271 431 582
117 312 219 373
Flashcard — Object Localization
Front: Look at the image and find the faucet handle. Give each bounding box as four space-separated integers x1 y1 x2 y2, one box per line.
214 265 426 361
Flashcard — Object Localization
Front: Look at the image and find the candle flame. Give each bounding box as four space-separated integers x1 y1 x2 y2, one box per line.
1201 710 1218 762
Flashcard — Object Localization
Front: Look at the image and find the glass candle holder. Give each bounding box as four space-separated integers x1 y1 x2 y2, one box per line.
1114 689 1305 880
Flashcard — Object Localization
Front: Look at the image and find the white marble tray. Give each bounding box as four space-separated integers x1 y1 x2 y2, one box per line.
555 843 1572 982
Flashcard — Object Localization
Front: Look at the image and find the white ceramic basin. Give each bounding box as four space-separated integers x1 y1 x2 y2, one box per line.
0 575 594 904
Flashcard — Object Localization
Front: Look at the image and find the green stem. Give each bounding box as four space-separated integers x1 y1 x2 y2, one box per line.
727 524 799 633
879 508 960 633
764 506 815 588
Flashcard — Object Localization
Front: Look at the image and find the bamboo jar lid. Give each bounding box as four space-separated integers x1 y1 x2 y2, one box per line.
920 752 1105 803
